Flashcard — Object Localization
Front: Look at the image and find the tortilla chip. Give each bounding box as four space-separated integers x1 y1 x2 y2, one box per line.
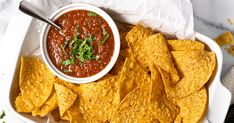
118 58 150 101
174 113 183 123
143 33 179 84
214 31 234 46
54 83 77 117
149 64 164 99
168 40 205 51
16 57 55 112
68 111 79 123
126 24 154 47
61 112 70 121
32 90 58 117
111 84 158 123
159 50 216 98
77 74 120 122
55 77 80 94
126 24 154 68
15 94 34 113
149 65 179 123
60 99 83 123
176 87 207 123
149 97 179 123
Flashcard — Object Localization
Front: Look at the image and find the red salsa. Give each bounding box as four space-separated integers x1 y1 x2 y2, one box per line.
47 10 114 77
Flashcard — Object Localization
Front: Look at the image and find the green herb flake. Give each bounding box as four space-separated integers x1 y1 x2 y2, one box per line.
60 45 67 56
69 39 76 47
87 11 97 17
61 59 74 66
0 111 5 119
60 29 96 66
99 33 110 45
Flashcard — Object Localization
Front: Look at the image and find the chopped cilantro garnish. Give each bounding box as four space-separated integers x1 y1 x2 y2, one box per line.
86 34 94 43
69 39 76 47
87 11 97 17
60 45 67 56
61 32 96 67
0 111 5 119
61 59 74 66
76 43 93 63
99 33 110 45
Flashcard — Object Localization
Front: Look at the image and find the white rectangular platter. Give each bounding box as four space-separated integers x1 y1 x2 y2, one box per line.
0 12 233 123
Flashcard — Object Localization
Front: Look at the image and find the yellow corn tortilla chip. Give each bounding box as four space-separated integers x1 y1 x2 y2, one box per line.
118 58 150 101
32 90 58 117
76 74 120 122
176 87 207 123
126 24 154 47
126 24 154 68
149 65 179 123
214 31 234 46
149 64 164 99
111 84 159 123
61 112 70 121
159 50 216 98
174 113 183 123
16 57 55 112
54 83 77 117
55 77 80 94
15 94 34 113
143 33 179 84
61 99 83 123
167 40 205 51
149 96 179 123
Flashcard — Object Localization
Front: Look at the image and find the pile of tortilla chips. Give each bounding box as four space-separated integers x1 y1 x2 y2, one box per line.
15 24 216 123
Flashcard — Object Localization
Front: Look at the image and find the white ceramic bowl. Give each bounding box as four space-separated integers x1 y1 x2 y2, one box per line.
40 3 120 84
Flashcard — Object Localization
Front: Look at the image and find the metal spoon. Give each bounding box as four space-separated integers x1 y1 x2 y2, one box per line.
19 0 61 30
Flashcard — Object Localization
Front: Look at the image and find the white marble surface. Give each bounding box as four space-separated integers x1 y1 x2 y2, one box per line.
0 0 234 122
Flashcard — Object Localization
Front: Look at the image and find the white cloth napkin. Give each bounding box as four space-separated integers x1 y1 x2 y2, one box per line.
30 0 194 39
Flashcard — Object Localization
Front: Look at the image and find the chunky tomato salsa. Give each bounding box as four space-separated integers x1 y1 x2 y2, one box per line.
47 10 114 77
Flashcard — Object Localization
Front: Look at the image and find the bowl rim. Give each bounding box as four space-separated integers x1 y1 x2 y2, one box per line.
40 3 120 84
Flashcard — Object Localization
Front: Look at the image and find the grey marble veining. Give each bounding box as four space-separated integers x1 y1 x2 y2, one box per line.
191 0 234 38
194 13 234 33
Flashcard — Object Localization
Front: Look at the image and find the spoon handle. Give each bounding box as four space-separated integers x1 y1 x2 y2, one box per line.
19 0 61 30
